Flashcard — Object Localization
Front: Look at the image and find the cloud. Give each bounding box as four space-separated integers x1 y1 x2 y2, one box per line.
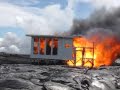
0 32 21 47
9 45 20 53
0 32 21 53
0 32 31 54
91 0 120 9
16 1 76 35
0 2 34 27
0 45 20 54
0 0 79 35
0 0 80 54
0 0 40 6
0 47 6 52
79 0 120 9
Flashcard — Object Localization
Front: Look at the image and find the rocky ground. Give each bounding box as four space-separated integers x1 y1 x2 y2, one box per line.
0 64 120 90
0 53 120 90
0 52 30 64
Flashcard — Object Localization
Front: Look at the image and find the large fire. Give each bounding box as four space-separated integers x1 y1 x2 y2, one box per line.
67 35 120 68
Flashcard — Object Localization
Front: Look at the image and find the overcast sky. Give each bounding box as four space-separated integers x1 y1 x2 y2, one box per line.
0 0 120 54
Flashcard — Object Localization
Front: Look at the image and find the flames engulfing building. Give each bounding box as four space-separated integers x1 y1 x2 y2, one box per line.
27 35 95 67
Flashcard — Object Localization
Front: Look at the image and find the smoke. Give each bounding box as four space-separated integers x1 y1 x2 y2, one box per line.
70 7 120 36
69 7 120 61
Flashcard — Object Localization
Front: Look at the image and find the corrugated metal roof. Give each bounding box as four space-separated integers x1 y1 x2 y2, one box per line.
26 34 73 39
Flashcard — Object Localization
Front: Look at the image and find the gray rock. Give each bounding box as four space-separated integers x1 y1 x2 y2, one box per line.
115 79 120 89
30 79 42 86
0 64 120 90
73 75 92 89
44 81 75 90
33 86 43 90
0 79 34 89
91 79 116 90
115 59 120 64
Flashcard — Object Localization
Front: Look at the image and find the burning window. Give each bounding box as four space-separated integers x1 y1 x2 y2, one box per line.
46 38 52 55
33 37 39 54
40 38 45 55
34 38 58 56
52 38 58 55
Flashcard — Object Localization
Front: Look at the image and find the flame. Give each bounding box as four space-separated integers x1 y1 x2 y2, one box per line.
67 36 120 68
40 38 45 54
34 38 58 55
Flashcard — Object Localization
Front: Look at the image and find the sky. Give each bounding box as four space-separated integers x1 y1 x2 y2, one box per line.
0 0 120 54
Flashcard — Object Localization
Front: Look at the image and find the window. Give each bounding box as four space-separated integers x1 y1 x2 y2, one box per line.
33 37 39 54
46 38 52 55
40 38 45 55
65 44 71 48
38 38 58 55
52 38 58 55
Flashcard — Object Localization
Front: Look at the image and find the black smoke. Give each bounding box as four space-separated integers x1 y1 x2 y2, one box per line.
70 7 120 36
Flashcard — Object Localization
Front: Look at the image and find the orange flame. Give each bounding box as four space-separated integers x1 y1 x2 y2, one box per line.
67 36 120 68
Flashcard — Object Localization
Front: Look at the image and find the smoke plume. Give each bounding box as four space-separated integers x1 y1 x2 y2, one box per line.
68 7 120 62
70 7 120 36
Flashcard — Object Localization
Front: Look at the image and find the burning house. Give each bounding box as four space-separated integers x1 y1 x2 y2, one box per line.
27 35 95 68
27 32 120 68
25 7 120 68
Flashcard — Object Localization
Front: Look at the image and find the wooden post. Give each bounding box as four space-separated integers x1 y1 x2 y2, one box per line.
44 38 46 55
82 47 85 67
31 37 34 56
38 38 40 55
38 60 41 65
74 48 76 66
51 38 53 55
92 42 95 67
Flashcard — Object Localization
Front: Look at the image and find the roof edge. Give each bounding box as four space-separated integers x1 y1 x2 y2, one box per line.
26 34 73 39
